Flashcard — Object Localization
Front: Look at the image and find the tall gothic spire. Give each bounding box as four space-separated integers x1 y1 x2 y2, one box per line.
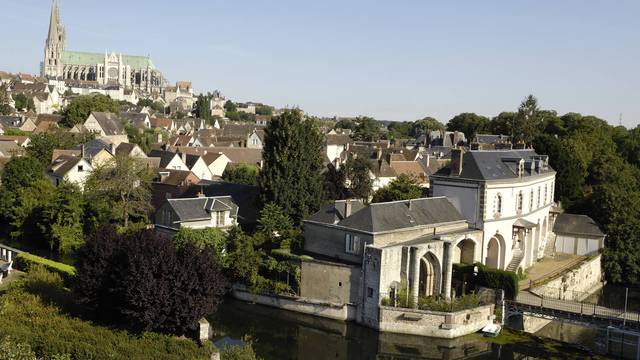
47 0 59 44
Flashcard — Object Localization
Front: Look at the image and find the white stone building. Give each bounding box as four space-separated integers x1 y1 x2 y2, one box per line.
430 148 557 272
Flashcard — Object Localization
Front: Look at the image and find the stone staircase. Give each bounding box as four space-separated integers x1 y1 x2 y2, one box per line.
506 249 524 272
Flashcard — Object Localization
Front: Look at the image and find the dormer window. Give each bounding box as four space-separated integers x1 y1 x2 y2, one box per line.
77 165 84 172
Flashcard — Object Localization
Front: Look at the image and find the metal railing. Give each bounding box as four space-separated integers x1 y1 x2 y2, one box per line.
509 291 640 328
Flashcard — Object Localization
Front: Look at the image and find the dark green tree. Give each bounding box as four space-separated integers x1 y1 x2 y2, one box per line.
487 112 515 136
371 174 422 203
353 116 382 142
387 121 412 139
12 93 35 112
0 156 44 194
222 164 259 185
46 181 85 254
260 109 326 224
342 157 373 201
513 94 541 144
194 94 212 120
410 117 445 137
446 113 489 140
224 100 237 112
61 94 118 127
27 130 95 166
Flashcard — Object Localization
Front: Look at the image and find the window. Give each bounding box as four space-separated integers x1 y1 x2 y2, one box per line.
550 183 554 201
529 189 534 211
77 165 84 172
367 287 374 298
544 185 548 205
517 191 523 212
537 186 541 208
216 211 225 226
494 194 502 215
345 234 359 254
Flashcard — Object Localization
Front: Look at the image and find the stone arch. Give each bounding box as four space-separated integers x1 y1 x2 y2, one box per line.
419 252 441 297
454 238 476 264
486 234 506 269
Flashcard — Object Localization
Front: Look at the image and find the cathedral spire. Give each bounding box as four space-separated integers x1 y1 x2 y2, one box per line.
47 0 59 44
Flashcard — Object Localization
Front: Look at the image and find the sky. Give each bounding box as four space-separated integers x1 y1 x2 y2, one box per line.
1 0 639 126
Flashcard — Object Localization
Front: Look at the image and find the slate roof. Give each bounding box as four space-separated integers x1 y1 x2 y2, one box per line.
435 149 555 181
307 200 367 225
89 112 126 136
165 196 238 223
181 182 260 227
307 197 466 233
119 112 149 128
155 168 197 186
0 116 23 129
52 149 81 162
115 142 139 157
554 213 605 237
79 138 114 159
48 155 86 177
149 150 180 168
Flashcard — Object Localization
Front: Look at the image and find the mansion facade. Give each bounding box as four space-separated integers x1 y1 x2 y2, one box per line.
41 1 165 93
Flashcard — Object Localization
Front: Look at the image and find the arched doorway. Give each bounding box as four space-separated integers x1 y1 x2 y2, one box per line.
456 239 475 264
486 237 500 268
418 252 441 297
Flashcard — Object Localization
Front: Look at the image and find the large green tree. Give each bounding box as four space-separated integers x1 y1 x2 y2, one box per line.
513 94 542 144
61 94 118 127
12 93 35 112
194 94 212 120
84 156 153 228
222 164 259 186
446 113 489 140
353 116 382 142
371 174 422 203
341 157 373 201
260 109 326 224
411 117 445 138
27 130 95 166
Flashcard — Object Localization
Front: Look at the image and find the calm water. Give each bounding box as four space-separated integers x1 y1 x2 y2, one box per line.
209 299 598 359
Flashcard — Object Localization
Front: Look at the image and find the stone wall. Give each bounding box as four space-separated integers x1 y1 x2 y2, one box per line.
377 304 494 338
529 254 603 301
231 285 357 321
299 259 361 305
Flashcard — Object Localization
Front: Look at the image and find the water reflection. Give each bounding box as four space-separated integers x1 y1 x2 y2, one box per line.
209 299 594 359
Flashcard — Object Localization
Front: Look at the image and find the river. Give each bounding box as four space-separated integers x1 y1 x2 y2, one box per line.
208 299 599 359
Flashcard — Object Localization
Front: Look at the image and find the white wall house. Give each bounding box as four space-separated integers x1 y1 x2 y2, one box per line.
431 148 557 272
155 196 238 232
47 155 93 190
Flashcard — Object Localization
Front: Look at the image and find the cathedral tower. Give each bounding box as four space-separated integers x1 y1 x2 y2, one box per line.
42 0 66 78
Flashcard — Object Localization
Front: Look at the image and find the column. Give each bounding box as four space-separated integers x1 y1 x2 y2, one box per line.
410 247 420 308
442 242 454 300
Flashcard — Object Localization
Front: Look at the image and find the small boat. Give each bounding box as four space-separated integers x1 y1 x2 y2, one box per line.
481 323 501 337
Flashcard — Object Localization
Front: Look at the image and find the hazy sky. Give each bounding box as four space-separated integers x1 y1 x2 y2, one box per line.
2 1 639 126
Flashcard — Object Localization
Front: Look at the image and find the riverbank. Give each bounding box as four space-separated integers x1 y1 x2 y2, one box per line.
209 298 606 359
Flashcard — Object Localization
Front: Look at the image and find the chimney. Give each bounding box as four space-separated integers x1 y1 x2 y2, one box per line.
344 199 352 217
450 148 464 176
80 144 85 158
181 151 187 164
376 148 382 160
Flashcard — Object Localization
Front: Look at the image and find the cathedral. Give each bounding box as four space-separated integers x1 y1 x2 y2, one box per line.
41 0 165 93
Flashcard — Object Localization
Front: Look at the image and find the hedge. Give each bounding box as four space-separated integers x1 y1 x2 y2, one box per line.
452 262 518 300
15 253 76 284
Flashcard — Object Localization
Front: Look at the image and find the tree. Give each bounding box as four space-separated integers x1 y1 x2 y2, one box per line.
74 227 228 335
446 113 489 140
257 203 295 249
0 104 12 115
61 94 118 127
334 118 356 130
255 105 273 116
46 181 85 254
224 100 237 113
260 109 326 224
8 179 57 247
84 156 152 228
224 226 262 285
195 94 212 120
342 157 373 201
487 112 515 136
0 156 44 194
387 121 412 139
12 93 34 112
0 84 12 115
222 164 259 186
27 130 94 166
410 117 445 138
371 174 422 203
513 94 541 144
353 116 381 142
324 164 348 200
173 227 226 261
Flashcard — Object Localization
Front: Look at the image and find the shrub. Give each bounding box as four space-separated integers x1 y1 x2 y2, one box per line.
0 270 214 360
417 293 481 312
0 336 36 360
15 253 76 284
452 262 519 300
220 338 262 360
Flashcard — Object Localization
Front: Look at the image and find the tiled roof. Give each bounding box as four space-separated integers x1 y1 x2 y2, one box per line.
89 112 126 136
155 168 197 186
